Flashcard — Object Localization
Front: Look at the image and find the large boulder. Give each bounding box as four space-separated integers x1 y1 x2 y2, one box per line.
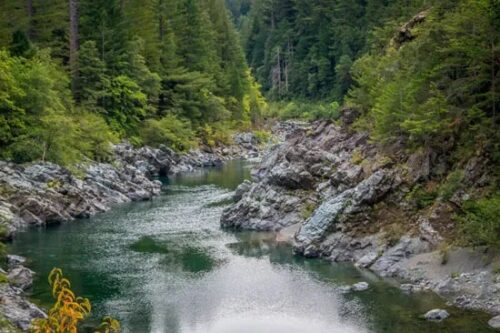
0 283 46 331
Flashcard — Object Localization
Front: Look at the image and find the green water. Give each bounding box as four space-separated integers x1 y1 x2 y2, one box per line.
9 160 494 333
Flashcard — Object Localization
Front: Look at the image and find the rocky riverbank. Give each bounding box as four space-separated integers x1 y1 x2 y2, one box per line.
221 115 500 326
0 131 264 331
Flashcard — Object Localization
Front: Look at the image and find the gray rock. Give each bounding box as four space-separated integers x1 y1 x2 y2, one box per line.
7 266 34 291
339 285 352 293
0 284 46 331
352 282 370 291
488 315 500 329
234 180 251 202
424 309 449 321
7 255 26 269
295 170 393 251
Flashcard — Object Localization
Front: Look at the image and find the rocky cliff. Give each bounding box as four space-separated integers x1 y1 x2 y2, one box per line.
221 118 500 320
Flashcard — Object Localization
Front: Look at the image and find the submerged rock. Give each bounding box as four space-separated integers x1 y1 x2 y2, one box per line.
488 315 500 329
352 282 370 291
423 309 449 321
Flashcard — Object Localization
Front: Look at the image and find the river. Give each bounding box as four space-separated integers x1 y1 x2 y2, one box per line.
9 160 494 333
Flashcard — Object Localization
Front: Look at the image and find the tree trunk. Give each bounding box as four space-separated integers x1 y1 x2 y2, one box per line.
159 0 165 41
26 0 35 40
69 0 79 95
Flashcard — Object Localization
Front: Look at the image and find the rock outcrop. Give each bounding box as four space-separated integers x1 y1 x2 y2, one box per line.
221 120 499 316
0 256 45 331
0 133 262 236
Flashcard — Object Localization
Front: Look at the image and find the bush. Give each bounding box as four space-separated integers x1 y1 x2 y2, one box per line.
141 114 197 152
253 129 271 144
199 122 234 148
457 194 500 248
438 170 464 201
75 112 118 162
407 183 438 209
276 101 341 121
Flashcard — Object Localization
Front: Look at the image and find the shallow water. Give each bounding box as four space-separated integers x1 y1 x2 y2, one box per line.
9 160 495 332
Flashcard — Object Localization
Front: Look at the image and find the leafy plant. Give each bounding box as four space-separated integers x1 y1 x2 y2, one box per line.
438 170 464 201
141 114 197 152
407 184 438 209
456 195 500 248
31 268 120 333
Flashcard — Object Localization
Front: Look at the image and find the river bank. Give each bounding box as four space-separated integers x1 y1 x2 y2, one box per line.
221 115 500 328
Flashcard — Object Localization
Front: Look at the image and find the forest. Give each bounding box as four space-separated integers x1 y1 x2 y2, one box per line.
0 0 498 167
0 0 266 166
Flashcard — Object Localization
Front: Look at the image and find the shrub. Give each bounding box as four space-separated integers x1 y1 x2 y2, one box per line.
199 122 233 148
438 170 464 201
407 184 438 209
277 101 341 121
141 114 197 152
457 194 500 248
253 130 271 144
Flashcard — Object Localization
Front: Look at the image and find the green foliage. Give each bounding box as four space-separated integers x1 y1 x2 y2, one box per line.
0 272 8 284
0 0 266 163
242 0 429 101
350 149 364 165
253 129 271 144
200 122 234 147
0 49 117 166
348 0 499 149
273 101 340 121
407 183 438 209
438 170 464 201
457 194 500 248
100 75 148 136
140 114 197 152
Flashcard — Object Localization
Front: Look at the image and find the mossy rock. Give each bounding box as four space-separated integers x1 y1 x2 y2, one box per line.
0 313 20 333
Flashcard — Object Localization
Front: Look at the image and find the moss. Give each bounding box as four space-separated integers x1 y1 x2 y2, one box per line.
0 273 9 284
300 201 318 220
0 313 20 333
492 260 500 274
350 149 364 165
0 225 9 240
46 179 62 189
382 223 406 246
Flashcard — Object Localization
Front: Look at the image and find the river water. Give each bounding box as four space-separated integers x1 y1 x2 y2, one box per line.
9 160 494 333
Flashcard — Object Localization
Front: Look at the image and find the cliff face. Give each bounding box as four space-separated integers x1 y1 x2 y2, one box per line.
221 119 500 316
